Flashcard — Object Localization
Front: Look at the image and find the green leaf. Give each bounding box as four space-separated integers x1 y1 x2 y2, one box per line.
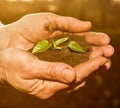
54 37 68 46
54 46 62 50
53 42 61 50
68 41 86 53
32 40 51 54
53 37 69 50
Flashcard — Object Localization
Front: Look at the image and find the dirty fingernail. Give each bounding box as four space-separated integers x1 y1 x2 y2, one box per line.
100 60 111 71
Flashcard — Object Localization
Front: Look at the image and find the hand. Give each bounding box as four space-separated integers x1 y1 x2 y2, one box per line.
0 13 91 50
69 32 114 91
0 13 114 99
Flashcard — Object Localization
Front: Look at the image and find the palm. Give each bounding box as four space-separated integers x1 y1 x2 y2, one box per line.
8 13 65 50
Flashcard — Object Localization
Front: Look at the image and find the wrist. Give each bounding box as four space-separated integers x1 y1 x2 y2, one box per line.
0 25 10 50
0 66 6 84
0 51 6 84
0 22 8 84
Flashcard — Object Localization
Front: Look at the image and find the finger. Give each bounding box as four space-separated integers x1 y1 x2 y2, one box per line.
50 30 63 38
34 80 69 99
74 56 111 83
54 14 92 32
66 81 86 93
32 61 76 83
89 45 114 58
29 13 92 32
85 32 110 45
72 81 86 91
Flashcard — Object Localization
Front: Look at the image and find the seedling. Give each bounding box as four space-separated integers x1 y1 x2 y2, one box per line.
32 37 86 54
32 40 52 54
68 41 86 53
53 37 69 50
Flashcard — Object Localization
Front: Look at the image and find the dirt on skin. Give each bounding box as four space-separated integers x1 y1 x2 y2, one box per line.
32 34 91 66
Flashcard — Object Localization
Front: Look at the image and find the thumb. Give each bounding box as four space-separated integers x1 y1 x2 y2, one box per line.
55 15 92 32
31 60 76 83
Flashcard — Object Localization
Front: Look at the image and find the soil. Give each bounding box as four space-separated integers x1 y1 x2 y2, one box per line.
32 34 91 66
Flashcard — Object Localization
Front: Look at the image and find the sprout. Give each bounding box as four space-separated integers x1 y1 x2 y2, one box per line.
68 41 85 53
53 37 69 50
32 37 86 54
32 40 51 54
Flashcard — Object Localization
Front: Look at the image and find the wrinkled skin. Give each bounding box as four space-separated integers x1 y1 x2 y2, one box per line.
0 13 114 99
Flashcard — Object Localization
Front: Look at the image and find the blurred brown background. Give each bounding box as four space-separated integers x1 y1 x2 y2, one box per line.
0 0 120 108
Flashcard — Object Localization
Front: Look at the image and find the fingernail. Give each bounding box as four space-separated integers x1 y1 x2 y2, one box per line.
103 65 107 70
85 21 92 28
100 59 111 71
100 65 108 71
63 69 76 83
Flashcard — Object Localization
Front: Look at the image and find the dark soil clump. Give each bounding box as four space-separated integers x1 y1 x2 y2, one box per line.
33 34 91 66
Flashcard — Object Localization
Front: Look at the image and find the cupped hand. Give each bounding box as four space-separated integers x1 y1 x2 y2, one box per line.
0 12 91 50
0 48 73 99
0 13 114 99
